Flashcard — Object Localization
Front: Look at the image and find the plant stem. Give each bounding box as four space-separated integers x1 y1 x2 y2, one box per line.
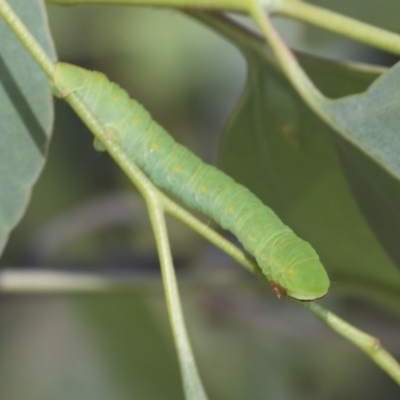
47 0 249 13
249 4 331 119
62 92 209 399
0 0 55 78
147 199 209 400
0 269 156 293
272 0 400 56
303 302 400 386
0 268 249 293
47 0 400 57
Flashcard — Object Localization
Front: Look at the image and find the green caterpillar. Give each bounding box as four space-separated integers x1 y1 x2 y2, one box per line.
54 62 330 301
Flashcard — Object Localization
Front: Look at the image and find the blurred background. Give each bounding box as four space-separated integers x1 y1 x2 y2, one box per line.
1 2 400 399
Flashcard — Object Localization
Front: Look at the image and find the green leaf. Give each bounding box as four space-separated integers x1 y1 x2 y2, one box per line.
324 63 400 268
200 15 400 311
0 0 56 256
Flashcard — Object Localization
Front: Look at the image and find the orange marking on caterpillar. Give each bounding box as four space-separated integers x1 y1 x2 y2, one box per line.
245 233 252 240
287 270 295 278
113 94 120 100
99 76 106 83
227 205 234 213
133 118 140 125
199 184 207 192
174 165 181 172
151 142 159 150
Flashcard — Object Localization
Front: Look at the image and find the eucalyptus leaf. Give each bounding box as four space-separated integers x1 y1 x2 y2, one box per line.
198 14 400 311
0 0 56 256
324 63 400 267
